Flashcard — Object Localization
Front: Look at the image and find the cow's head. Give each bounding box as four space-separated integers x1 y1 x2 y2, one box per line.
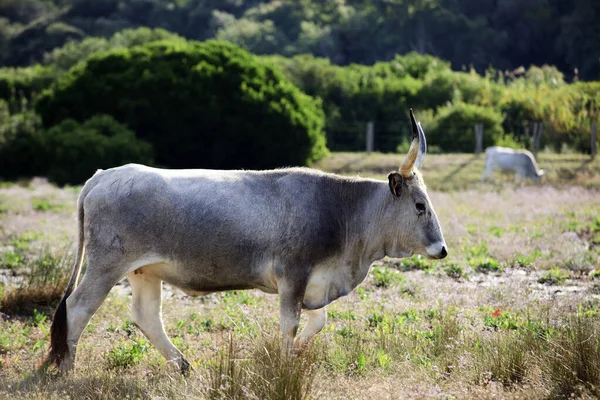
386 109 447 260
534 169 545 183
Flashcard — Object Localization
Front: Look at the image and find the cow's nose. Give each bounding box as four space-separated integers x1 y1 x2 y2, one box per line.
439 246 448 259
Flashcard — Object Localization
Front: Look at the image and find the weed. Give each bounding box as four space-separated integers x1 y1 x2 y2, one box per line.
484 310 520 330
473 257 503 274
106 337 149 369
445 264 464 280
489 226 505 237
371 266 405 288
514 249 542 268
395 255 433 272
327 310 356 321
32 198 64 212
538 268 569 285
0 251 25 269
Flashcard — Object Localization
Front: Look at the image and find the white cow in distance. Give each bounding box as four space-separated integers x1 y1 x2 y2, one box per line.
482 146 545 183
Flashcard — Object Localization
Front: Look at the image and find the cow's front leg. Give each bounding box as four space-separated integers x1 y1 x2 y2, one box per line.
278 274 308 351
295 307 327 348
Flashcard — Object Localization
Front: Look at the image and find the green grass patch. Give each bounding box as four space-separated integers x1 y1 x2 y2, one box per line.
472 257 503 274
32 198 64 212
445 264 465 280
106 337 149 369
538 268 569 285
370 265 405 288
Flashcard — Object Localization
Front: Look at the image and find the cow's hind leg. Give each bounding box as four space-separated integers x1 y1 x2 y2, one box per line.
127 270 190 374
62 267 121 372
295 308 327 347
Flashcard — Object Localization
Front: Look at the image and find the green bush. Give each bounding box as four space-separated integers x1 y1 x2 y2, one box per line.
427 102 504 152
0 65 56 110
37 40 328 170
42 115 153 185
0 102 46 180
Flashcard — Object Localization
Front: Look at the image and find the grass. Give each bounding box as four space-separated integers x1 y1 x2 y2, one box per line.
0 152 599 399
0 249 71 316
538 268 569 285
313 152 600 191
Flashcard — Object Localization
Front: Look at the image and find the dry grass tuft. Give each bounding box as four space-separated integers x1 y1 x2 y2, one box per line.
0 250 70 317
544 315 600 398
205 331 319 400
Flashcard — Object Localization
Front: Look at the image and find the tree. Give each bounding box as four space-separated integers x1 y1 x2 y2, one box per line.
36 40 328 170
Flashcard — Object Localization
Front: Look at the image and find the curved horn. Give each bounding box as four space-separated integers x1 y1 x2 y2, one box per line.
399 109 420 178
415 121 427 169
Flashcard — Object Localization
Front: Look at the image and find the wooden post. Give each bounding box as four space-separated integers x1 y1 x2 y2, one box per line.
532 121 543 154
592 123 598 160
474 123 483 155
366 121 374 154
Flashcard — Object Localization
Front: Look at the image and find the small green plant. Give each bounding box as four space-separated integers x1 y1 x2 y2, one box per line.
396 255 433 272
1 251 25 269
474 257 503 274
484 310 520 330
32 198 63 212
106 337 149 369
489 226 505 237
445 264 464 280
371 266 405 288
590 270 600 279
538 268 569 285
514 250 542 268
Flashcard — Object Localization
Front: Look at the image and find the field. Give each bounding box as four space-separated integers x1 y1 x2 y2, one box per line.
1 153 600 399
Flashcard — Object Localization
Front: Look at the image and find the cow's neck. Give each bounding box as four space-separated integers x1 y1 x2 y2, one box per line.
337 181 390 280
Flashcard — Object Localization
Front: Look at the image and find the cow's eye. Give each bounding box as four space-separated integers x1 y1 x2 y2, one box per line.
416 203 426 213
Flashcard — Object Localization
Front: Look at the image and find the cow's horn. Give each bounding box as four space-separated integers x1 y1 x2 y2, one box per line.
400 109 426 178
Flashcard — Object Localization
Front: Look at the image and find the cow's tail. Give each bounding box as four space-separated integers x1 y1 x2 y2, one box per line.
46 172 100 368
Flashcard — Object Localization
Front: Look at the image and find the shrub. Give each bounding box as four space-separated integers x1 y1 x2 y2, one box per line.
37 40 328 170
42 115 154 185
0 102 46 180
427 102 504 152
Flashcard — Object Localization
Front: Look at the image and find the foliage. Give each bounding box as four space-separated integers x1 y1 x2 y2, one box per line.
427 103 504 152
41 115 153 185
106 337 149 369
538 269 569 285
0 101 46 181
3 0 599 81
37 40 328 170
0 249 70 317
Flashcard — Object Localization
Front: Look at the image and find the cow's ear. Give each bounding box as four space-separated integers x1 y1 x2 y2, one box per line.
388 172 403 197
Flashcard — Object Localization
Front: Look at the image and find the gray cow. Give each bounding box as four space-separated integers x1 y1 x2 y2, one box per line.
482 146 545 183
48 109 447 373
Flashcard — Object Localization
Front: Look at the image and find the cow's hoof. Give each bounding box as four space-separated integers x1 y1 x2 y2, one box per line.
180 357 192 376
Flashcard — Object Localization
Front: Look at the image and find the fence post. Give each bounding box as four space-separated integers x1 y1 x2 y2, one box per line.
531 121 543 154
366 121 374 153
474 123 483 155
592 123 598 160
